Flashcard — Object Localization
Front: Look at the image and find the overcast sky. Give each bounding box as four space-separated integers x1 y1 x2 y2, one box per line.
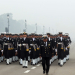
0 0 75 40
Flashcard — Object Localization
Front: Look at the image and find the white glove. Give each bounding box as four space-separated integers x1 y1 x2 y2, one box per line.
1 50 3 52
55 49 57 52
29 50 31 54
66 47 67 50
15 50 17 52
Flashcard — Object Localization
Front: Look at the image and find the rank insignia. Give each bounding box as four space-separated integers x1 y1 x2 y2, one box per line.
48 44 50 46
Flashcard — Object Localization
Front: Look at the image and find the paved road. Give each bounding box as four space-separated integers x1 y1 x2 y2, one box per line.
0 42 75 75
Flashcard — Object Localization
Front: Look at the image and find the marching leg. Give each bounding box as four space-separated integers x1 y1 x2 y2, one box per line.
31 59 33 65
50 59 51 65
1 56 4 62
46 58 50 75
9 58 12 64
33 59 35 66
67 55 69 60
42 57 45 74
28 56 30 62
60 59 63 67
20 59 22 65
12 56 15 62
25 61 28 68
15 56 18 62
22 60 25 68
58 59 61 65
6 59 9 65
19 58 22 65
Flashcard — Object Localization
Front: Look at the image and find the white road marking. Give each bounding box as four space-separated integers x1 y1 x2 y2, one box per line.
36 64 41 66
24 70 30 73
24 64 40 73
31 67 36 69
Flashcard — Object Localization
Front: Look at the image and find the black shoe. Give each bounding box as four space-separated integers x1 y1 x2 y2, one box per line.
23 66 25 68
25 66 28 68
58 63 60 65
46 73 48 75
15 60 17 62
31 62 32 65
1 61 3 62
12 61 15 62
6 63 9 65
19 62 22 65
60 65 63 67
40 60 42 62
33 64 35 66
68 59 69 60
38 61 39 63
43 70 45 74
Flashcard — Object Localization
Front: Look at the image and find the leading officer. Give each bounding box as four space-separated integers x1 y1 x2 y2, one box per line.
39 35 52 75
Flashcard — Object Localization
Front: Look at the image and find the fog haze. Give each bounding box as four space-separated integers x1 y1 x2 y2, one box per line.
0 0 75 40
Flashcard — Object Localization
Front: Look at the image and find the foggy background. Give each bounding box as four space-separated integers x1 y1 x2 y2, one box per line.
0 0 75 41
